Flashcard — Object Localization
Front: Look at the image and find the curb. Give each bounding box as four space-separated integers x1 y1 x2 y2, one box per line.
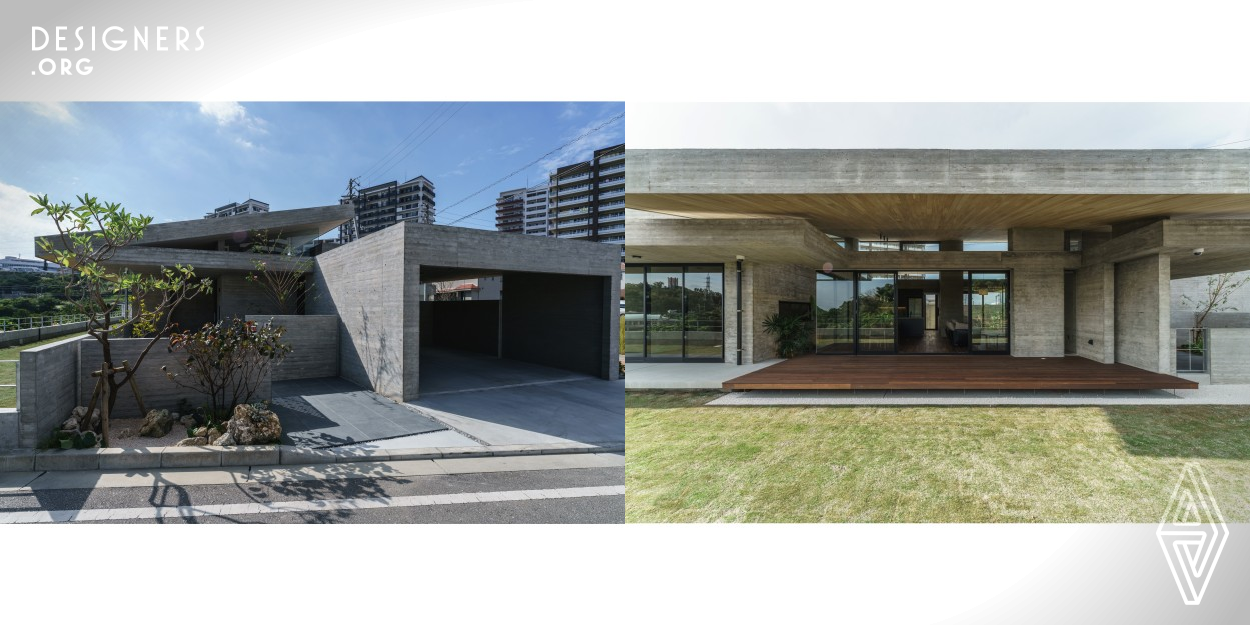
0 441 626 473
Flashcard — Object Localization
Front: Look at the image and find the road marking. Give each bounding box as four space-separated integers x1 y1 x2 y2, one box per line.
0 484 625 523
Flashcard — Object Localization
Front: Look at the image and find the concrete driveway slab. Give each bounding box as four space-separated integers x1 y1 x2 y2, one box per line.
272 377 448 448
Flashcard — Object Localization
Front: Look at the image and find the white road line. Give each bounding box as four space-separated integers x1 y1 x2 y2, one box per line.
0 485 626 524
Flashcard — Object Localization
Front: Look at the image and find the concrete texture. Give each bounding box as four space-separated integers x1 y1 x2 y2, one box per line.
311 221 620 401
1209 328 1250 383
270 377 447 448
17 334 80 449
745 262 814 363
625 359 783 389
1010 268 1065 357
310 224 412 401
0 411 17 450
219 274 285 320
0 321 87 349
406 350 623 446
245 314 338 381
1074 263 1116 363
1115 254 1172 373
79 337 271 419
1009 228 1065 253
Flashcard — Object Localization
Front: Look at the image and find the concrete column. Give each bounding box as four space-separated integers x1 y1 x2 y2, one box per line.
743 262 815 363
723 260 740 364
1114 254 1172 373
1073 263 1115 363
1007 229 1066 357
937 241 964 331
1209 328 1250 383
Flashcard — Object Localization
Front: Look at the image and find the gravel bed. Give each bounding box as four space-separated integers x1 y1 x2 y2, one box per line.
106 418 195 447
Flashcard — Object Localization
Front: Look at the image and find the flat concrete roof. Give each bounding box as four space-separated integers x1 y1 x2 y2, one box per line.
626 149 1250 240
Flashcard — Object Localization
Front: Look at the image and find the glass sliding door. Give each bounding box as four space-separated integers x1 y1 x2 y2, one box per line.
622 266 645 359
969 272 1009 353
816 271 855 354
646 268 684 359
856 272 896 353
683 266 724 359
625 264 725 362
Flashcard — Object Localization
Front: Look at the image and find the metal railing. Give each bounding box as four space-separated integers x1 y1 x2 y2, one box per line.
0 314 90 333
1175 327 1209 373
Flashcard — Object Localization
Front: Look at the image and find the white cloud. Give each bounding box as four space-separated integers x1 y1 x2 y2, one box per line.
198 101 248 126
197 102 269 150
535 113 625 175
559 103 583 120
0 181 60 259
25 102 76 125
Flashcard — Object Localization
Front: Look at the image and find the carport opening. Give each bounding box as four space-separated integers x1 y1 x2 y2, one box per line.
419 266 610 393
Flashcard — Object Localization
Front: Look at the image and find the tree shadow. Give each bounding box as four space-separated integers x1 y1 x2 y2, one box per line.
1104 405 1250 458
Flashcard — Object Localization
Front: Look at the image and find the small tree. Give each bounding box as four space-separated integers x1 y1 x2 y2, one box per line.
1180 272 1250 350
162 318 291 424
32 194 212 447
242 229 314 315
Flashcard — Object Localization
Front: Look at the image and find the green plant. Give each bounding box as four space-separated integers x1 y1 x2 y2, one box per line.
761 312 811 358
31 193 213 447
162 318 291 419
243 229 315 315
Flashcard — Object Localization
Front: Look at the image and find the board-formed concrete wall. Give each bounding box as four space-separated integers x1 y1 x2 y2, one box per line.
745 262 815 362
219 273 287 320
1115 254 1172 373
1209 328 1250 383
16 335 81 448
1010 268 1065 357
1073 263 1115 363
79 338 272 419
310 224 415 401
0 321 88 349
245 314 338 381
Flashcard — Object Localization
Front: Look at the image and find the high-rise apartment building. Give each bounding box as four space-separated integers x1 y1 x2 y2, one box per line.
338 175 435 242
495 187 526 234
204 198 269 219
548 143 625 244
522 183 550 236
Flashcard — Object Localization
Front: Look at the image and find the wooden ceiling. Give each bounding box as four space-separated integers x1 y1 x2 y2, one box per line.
625 193 1250 241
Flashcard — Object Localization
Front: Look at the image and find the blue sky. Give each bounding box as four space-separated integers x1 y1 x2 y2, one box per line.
0 101 624 257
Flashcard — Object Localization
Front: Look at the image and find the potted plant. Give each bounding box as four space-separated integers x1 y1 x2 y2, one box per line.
761 312 811 358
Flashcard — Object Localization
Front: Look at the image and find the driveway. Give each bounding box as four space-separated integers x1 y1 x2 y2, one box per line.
405 349 624 446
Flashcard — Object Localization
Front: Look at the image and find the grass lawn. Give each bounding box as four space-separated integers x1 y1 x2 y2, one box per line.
626 391 1250 523
0 334 86 408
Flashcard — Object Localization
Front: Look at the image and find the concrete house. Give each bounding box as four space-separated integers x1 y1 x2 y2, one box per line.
3 204 620 449
625 149 1250 390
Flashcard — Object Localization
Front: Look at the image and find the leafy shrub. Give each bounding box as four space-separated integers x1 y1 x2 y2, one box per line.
162 318 291 420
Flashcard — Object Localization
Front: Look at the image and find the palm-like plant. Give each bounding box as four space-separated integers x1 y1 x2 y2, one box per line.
761 312 811 358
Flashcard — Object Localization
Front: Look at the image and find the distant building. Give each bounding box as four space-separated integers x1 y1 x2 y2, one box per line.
205 198 269 219
523 183 550 236
548 143 625 244
338 176 435 243
495 188 526 234
495 182 552 237
431 277 502 301
0 255 63 273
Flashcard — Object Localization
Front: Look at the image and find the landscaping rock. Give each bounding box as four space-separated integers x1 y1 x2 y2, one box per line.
227 404 282 445
213 432 235 446
206 427 223 441
174 437 209 447
178 415 196 428
60 417 81 432
138 409 175 437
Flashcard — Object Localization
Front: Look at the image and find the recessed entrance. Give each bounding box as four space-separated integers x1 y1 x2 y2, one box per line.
815 270 1010 355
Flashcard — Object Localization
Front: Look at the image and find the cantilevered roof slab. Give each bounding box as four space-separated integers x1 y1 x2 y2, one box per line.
626 149 1250 241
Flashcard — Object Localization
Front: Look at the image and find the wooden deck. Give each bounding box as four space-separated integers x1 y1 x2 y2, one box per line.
722 355 1199 391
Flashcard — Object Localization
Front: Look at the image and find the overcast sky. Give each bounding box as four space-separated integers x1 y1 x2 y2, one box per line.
626 103 1250 150
0 101 623 258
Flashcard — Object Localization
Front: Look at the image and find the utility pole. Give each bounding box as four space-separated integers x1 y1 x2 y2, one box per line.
341 177 362 242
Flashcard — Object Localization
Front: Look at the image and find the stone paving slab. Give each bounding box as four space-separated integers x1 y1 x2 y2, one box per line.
272 378 448 448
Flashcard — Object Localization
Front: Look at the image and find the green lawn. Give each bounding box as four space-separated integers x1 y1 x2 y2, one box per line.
626 391 1250 523
0 334 86 408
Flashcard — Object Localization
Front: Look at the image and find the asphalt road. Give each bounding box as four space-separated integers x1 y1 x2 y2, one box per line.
0 464 624 524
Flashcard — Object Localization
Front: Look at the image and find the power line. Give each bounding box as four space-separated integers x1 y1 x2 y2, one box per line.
1203 137 1250 149
356 103 449 182
443 111 624 224
367 103 467 186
